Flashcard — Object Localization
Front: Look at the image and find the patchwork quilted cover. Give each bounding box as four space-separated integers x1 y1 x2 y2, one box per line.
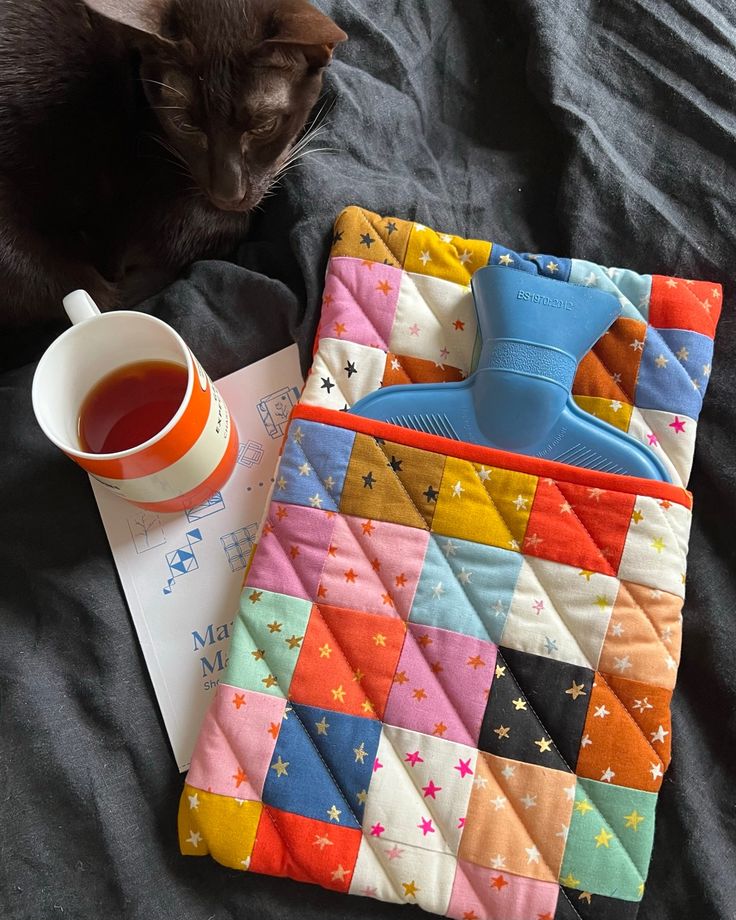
178 208 722 920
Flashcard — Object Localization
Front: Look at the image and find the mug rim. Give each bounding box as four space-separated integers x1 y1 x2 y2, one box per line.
31 310 195 462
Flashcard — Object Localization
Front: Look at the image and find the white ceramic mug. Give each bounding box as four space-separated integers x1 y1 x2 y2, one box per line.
32 291 238 512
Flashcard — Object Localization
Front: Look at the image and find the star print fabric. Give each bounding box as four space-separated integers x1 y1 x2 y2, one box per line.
304 206 722 486
179 207 721 920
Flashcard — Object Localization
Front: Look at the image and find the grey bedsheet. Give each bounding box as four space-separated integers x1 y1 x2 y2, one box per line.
1 1 735 918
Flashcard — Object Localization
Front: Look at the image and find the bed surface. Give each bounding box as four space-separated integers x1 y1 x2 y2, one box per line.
1 2 734 918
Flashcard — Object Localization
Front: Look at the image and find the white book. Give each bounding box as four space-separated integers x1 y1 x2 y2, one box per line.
91 344 303 770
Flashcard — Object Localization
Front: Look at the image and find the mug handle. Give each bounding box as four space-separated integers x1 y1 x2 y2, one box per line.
63 290 102 325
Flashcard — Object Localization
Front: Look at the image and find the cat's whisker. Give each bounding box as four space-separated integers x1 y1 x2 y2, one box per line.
286 123 329 158
145 132 191 175
275 146 338 178
140 78 187 99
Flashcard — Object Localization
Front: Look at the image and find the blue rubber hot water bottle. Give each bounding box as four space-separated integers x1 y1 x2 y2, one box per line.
350 266 669 481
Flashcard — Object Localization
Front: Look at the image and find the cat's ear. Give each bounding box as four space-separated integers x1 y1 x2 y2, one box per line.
265 0 347 68
82 0 167 39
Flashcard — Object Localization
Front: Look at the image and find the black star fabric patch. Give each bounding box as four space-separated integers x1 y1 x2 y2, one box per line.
554 886 640 920
478 648 594 772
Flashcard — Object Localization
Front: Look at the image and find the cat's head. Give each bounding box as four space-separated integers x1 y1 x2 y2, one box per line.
84 0 346 211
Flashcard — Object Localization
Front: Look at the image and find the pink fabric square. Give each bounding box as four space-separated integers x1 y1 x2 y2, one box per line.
318 256 402 350
319 513 429 618
448 858 560 920
247 503 337 600
186 684 285 800
383 624 497 746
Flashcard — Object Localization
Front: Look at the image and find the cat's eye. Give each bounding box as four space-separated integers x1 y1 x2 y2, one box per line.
249 117 279 139
174 119 201 135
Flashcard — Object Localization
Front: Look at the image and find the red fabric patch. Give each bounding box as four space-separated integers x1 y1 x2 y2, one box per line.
288 603 406 719
249 806 362 891
524 478 636 575
649 276 722 337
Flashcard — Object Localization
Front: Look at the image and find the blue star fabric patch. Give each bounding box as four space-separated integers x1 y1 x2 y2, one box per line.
261 703 380 828
568 260 653 322
409 535 523 643
635 327 714 415
275 419 355 511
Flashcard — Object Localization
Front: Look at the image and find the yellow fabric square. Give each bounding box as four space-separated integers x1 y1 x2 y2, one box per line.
340 433 436 529
404 223 491 285
574 395 633 432
179 784 262 870
330 206 412 267
432 456 537 550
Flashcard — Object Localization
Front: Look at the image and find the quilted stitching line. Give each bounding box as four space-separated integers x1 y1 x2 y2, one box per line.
609 580 681 681
374 722 500 872
665 279 720 331
262 800 409 905
643 499 690 565
434 464 529 552
515 553 684 703
535 479 621 575
566 268 648 326
324 262 394 349
387 624 492 746
388 352 465 383
638 328 705 410
493 651 575 774
394 273 475 374
305 600 385 715
258 804 325 885
284 703 364 826
353 208 404 265
592 670 665 768
248 501 339 602
375 728 462 856
338 512 426 606
476 752 568 885
310 352 352 409
286 430 344 508
262 614 416 903
557 885 587 920
227 615 290 699
302 416 692 512
370 436 439 531
576 343 638 405
422 532 518 640
576 785 648 890
186 688 275 797
515 555 609 671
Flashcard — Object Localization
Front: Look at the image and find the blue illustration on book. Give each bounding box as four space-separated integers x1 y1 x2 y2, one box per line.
127 512 166 554
163 528 203 595
185 491 225 523
220 523 259 572
257 385 301 439
237 440 265 468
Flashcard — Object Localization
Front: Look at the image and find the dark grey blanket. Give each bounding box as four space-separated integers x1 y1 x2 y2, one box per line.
1 2 735 919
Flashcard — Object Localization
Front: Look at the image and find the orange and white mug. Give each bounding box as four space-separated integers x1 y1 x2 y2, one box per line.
32 291 238 512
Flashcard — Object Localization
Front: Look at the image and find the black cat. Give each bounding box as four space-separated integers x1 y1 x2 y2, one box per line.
0 0 346 323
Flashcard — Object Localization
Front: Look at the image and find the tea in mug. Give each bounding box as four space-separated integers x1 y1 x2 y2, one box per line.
78 360 188 454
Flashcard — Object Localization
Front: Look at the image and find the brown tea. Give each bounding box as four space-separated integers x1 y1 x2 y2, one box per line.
78 360 188 454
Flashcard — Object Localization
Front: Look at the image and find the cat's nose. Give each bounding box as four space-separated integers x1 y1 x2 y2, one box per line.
209 148 246 209
210 192 246 210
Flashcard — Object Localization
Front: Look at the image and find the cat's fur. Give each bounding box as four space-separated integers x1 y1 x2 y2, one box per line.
0 0 345 323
